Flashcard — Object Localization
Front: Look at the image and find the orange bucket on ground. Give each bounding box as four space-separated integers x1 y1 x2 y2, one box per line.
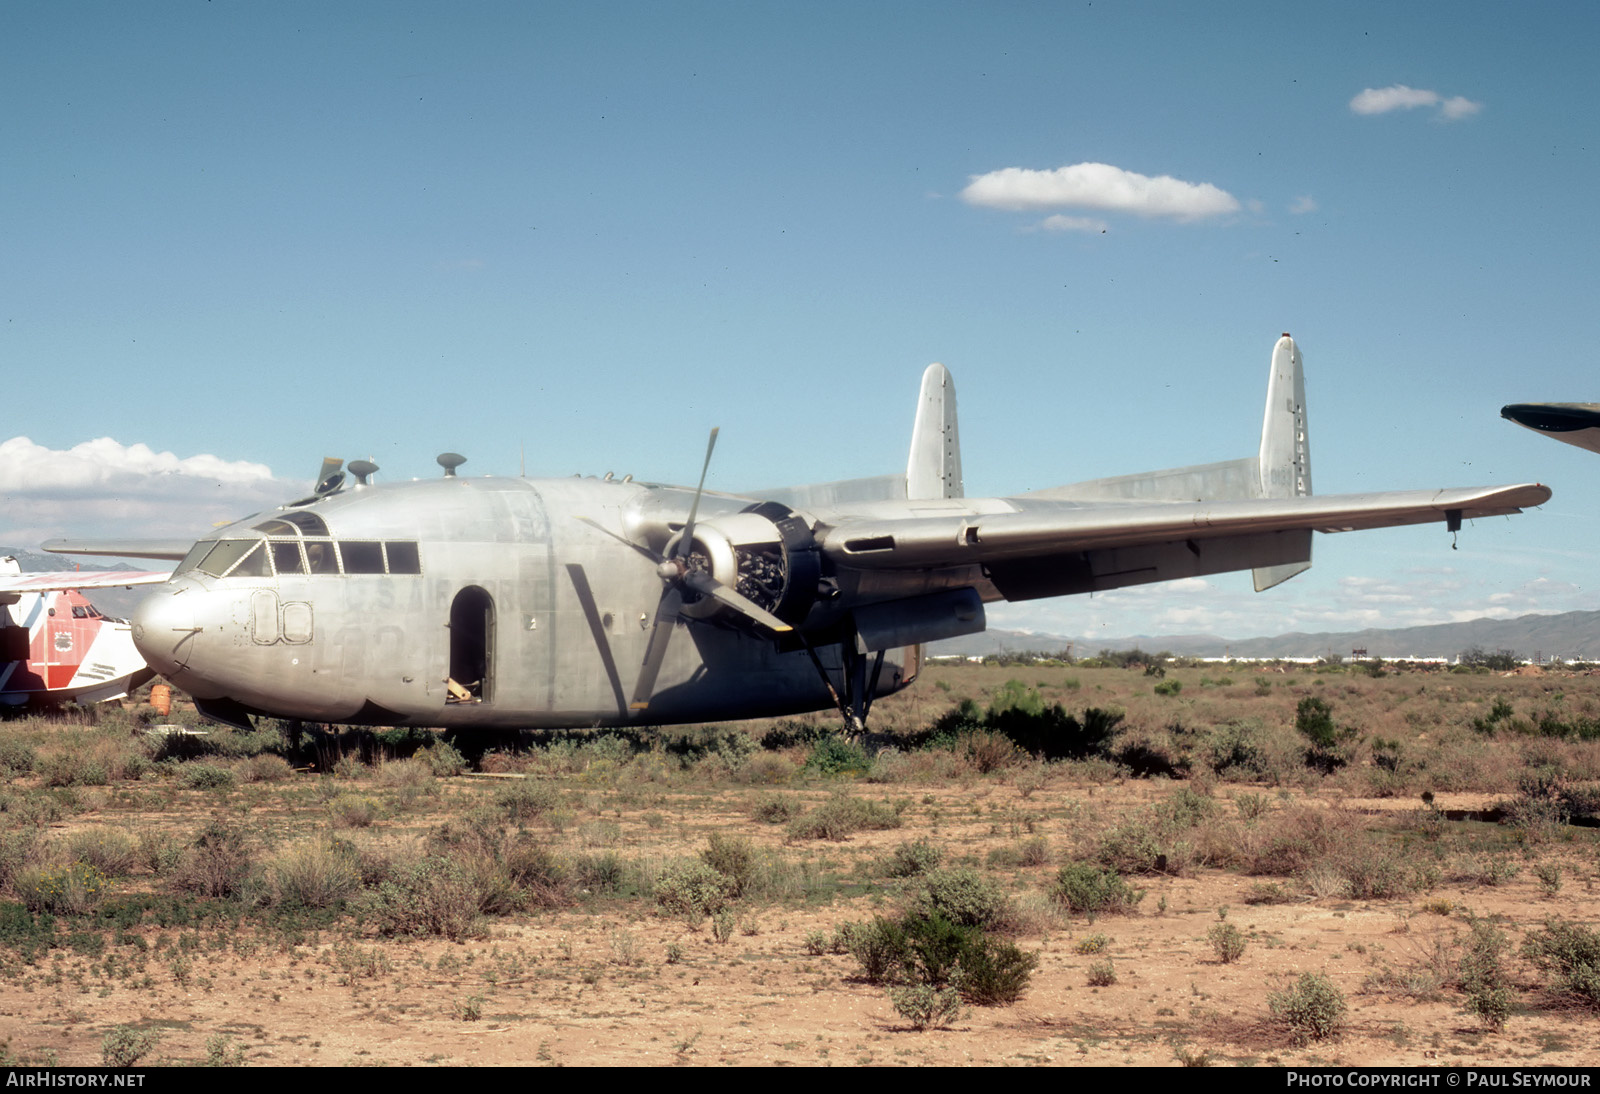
150 684 172 717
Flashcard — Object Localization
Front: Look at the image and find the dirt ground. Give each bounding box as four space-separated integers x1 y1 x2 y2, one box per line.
1 778 1595 1068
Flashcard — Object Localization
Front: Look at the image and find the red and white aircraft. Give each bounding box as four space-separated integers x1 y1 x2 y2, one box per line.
0 557 170 707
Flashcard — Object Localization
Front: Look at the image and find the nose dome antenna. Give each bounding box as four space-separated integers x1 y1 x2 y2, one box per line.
437 453 467 478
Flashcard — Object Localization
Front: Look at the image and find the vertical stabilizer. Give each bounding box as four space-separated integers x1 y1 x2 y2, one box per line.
907 363 963 500
1253 334 1313 591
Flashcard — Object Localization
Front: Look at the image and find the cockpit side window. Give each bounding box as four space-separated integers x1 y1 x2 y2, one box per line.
341 541 385 574
271 541 306 576
304 540 339 574
384 542 422 574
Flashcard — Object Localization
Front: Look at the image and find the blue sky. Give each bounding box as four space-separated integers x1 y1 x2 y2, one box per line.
5 1 1598 642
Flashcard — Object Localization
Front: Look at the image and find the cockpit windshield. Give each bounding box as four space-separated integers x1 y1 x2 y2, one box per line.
172 535 422 578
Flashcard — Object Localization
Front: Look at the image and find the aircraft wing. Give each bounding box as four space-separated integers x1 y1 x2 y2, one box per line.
37 539 194 562
817 483 1549 601
0 568 170 607
0 570 170 595
1502 403 1600 455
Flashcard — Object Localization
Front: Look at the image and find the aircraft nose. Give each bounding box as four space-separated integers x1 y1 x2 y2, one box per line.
132 590 199 675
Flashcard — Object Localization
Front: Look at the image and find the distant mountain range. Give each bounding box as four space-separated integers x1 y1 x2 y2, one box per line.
928 611 1600 662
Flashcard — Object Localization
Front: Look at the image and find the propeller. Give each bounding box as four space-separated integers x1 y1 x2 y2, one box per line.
577 427 792 712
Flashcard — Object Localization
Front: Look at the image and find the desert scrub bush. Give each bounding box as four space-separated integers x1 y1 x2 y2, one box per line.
355 855 486 941
803 734 871 777
1086 959 1117 986
700 833 757 897
844 916 912 983
182 763 235 791
654 860 736 920
1522 919 1600 1009
954 933 1039 1005
1269 972 1347 1045
1153 678 1182 697
0 738 37 777
416 740 468 776
953 730 1025 773
39 750 108 788
1209 922 1247 964
883 838 944 878
898 913 976 986
501 838 570 908
0 829 42 892
1052 863 1144 916
1242 806 1349 877
987 836 1052 870
16 861 106 915
64 827 139 877
787 794 904 841
1096 814 1192 876
1242 881 1295 905
374 757 436 792
1331 840 1433 899
570 850 631 898
909 867 1013 931
204 1034 246 1067
235 753 293 783
888 983 962 1029
750 793 803 824
170 819 255 900
1457 917 1514 1031
329 792 382 828
736 751 798 785
267 838 360 909
1075 933 1109 954
101 1025 159 1067
495 779 561 821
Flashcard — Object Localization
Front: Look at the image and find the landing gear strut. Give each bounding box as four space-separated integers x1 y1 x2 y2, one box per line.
799 628 885 736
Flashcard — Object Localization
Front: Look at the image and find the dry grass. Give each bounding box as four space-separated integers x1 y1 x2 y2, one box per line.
0 665 1594 1065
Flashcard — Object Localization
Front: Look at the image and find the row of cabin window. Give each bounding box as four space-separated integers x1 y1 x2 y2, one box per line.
184 539 421 578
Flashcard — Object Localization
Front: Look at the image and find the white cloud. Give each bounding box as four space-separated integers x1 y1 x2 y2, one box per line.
1439 95 1483 120
1349 84 1482 121
1038 214 1109 234
0 437 292 546
961 162 1240 222
1289 194 1318 214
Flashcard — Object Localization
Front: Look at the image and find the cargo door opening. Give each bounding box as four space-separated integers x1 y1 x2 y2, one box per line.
447 586 494 704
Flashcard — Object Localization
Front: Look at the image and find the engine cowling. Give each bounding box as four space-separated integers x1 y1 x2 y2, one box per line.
662 501 821 626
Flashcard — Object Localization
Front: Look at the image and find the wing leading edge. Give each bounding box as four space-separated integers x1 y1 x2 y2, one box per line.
817 483 1548 602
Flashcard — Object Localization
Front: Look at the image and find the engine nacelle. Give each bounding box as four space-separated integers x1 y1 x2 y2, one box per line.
663 501 821 626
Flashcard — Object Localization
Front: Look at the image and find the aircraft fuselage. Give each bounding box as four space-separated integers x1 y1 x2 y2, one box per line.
132 475 917 727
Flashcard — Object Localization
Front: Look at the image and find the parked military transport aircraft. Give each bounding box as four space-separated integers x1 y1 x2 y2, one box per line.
0 557 169 707
1502 403 1600 455
46 334 1549 732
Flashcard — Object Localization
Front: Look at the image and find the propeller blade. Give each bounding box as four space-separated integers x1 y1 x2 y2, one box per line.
675 427 719 561
629 587 683 710
576 516 663 564
682 572 792 634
